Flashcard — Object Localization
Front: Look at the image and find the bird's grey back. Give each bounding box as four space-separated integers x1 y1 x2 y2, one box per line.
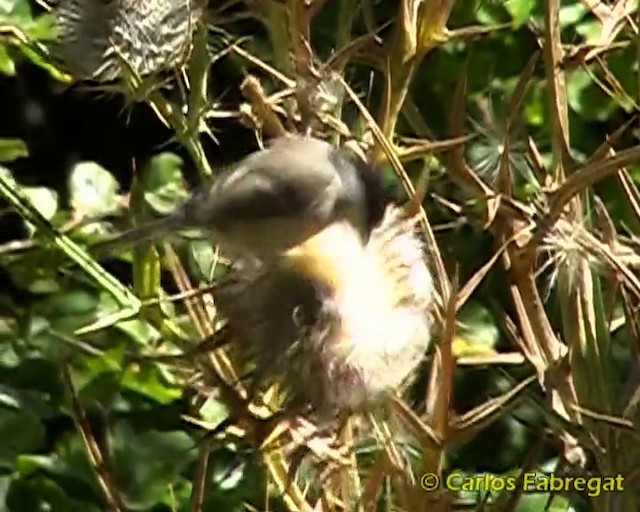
182 136 376 254
94 136 386 258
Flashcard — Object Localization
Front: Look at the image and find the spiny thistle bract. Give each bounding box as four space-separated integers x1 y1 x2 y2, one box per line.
52 0 206 83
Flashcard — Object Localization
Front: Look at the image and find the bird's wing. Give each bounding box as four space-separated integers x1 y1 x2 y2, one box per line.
188 138 343 225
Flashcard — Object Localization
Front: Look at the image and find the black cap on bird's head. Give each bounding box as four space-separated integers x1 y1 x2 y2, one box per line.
326 144 387 240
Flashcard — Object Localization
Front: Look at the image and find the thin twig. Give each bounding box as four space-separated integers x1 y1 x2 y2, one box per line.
62 365 127 512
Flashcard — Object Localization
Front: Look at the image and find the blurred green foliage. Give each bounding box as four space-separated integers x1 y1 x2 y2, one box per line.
0 0 639 511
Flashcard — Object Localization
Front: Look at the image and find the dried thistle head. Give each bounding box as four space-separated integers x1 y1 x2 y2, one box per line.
215 205 434 420
539 218 603 296
52 0 206 83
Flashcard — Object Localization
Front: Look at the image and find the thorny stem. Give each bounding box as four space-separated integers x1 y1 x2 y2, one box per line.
330 0 359 140
147 89 213 179
374 0 454 163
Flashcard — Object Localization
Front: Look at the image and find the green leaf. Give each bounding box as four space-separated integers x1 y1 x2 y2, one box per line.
0 408 45 467
15 454 59 477
0 44 16 76
75 347 126 388
575 19 603 44
4 252 62 294
111 422 196 508
0 338 20 368
0 167 59 233
0 0 32 20
558 2 587 27
199 396 230 429
0 165 16 187
142 153 189 215
68 162 120 217
23 12 57 41
515 492 575 511
567 68 619 121
7 474 102 512
188 239 220 281
115 317 158 345
505 0 535 27
0 166 142 324
41 289 99 318
0 384 54 418
14 434 104 507
22 186 58 233
454 302 500 356
120 365 182 405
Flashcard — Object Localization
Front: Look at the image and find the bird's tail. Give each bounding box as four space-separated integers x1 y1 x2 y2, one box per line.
89 215 186 257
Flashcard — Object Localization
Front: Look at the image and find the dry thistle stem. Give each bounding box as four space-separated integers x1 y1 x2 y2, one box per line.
52 0 206 83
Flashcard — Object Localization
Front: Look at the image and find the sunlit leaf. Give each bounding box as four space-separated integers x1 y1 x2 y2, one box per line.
0 44 15 75
505 0 535 27
69 161 120 217
143 152 189 215
0 138 27 162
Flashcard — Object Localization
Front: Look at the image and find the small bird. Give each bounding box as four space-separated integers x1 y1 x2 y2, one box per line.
99 135 434 418
97 136 385 259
